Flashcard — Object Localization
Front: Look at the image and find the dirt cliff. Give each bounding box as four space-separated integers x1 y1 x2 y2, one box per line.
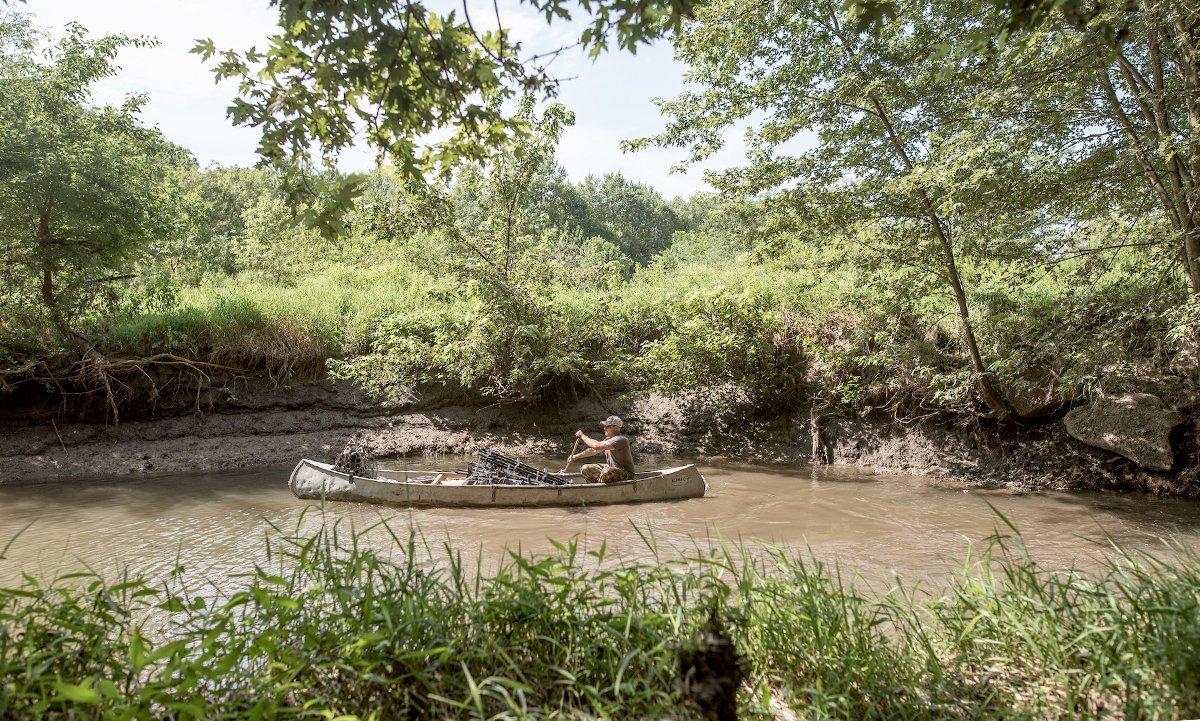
1 378 1197 496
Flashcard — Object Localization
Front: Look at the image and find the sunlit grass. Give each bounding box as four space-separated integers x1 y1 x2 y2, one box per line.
100 263 466 382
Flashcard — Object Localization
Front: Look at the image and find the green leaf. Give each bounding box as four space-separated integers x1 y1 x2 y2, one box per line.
54 680 100 704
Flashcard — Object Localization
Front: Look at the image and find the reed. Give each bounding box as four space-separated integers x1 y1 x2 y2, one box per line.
1 515 1198 719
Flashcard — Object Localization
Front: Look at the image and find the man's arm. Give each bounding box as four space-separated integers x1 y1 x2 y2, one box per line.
575 430 617 451
568 447 603 462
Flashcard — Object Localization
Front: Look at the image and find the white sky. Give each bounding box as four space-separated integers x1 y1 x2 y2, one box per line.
23 0 751 198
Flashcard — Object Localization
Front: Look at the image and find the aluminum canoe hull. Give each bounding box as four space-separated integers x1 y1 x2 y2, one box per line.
288 459 706 508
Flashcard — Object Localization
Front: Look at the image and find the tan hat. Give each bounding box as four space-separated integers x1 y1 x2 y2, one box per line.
599 415 623 428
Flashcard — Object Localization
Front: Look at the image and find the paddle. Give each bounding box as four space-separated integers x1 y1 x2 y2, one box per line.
559 437 582 474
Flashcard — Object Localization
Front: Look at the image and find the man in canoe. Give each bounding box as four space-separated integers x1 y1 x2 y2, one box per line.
568 415 635 483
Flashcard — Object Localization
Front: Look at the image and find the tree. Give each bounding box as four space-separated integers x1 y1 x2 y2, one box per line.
0 16 191 417
237 195 329 283
0 16 188 349
577 173 686 263
629 0 1089 418
1050 2 1200 293
335 99 596 402
171 166 274 281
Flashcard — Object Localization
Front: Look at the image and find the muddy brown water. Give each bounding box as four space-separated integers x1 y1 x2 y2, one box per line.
3 458 1200 589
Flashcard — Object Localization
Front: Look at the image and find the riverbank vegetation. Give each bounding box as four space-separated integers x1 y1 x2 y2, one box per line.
2 519 1199 719
3 4 1199 424
9 4 1200 427
4 3 1200 718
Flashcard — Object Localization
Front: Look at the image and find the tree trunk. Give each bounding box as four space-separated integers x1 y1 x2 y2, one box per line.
824 9 1013 419
40 265 80 349
35 197 85 349
938 230 1011 415
866 93 1014 418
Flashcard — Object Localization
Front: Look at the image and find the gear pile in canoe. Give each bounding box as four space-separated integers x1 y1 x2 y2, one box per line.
466 449 568 486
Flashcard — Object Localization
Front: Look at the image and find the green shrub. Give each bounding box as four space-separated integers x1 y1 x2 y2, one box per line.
28 225 1189 422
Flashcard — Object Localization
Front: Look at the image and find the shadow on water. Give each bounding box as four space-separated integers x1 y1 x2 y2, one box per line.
1012 488 1200 537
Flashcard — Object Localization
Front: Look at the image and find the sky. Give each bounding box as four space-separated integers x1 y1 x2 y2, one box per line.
23 0 750 198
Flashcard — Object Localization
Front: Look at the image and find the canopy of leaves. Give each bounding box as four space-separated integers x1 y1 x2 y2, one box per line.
0 15 190 348
576 173 686 264
194 0 696 182
627 0 1197 414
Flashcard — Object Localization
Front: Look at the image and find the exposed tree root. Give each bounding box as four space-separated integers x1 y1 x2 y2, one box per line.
1 350 248 424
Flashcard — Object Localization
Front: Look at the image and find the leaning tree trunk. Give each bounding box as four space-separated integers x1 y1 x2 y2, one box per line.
866 94 1015 419
825 10 1015 419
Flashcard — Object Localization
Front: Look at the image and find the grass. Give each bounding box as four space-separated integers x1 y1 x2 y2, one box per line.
2 514 1199 720
99 263 464 383
92 259 911 407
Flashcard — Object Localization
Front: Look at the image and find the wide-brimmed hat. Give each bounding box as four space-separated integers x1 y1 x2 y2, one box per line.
598 415 623 428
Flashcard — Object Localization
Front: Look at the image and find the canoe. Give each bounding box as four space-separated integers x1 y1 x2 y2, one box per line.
288 459 707 508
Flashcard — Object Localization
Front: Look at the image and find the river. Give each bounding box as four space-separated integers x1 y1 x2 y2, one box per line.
3 458 1200 588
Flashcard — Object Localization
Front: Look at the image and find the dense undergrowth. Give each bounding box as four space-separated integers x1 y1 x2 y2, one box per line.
56 240 1192 422
2 516 1198 719
4 153 1190 420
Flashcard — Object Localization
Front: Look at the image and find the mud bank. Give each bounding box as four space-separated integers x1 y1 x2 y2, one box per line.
1 379 1198 496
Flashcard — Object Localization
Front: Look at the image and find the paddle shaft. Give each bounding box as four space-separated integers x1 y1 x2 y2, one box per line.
559 437 582 473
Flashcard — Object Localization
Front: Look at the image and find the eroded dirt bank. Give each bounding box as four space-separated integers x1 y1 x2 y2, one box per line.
2 379 1198 496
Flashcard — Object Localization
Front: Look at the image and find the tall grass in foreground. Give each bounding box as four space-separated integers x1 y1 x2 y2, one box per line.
2 516 1198 720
